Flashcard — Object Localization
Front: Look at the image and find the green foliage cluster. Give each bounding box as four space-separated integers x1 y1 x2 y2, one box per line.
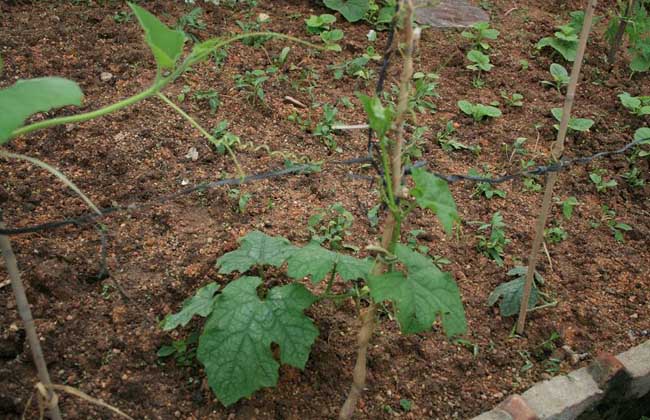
476 212 510 266
618 92 650 116
606 1 650 72
488 266 545 317
536 11 585 61
458 100 502 122
542 63 570 93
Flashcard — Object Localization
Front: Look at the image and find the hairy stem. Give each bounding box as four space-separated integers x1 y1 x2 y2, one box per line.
339 2 415 418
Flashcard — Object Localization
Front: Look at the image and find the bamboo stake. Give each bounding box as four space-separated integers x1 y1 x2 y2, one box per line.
0 221 62 420
339 2 415 418
516 0 598 335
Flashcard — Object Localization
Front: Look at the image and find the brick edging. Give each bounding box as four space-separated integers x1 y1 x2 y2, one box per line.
470 339 650 420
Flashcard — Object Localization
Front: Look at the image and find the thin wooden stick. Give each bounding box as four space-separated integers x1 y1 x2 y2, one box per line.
1 221 62 420
516 0 598 335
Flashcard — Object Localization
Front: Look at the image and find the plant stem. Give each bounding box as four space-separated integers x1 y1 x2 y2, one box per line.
339 2 415 418
1 221 62 420
11 81 165 139
607 0 638 65
10 32 327 142
516 0 597 335
0 151 102 215
156 92 244 178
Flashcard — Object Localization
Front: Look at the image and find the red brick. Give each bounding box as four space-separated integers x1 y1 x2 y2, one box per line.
589 353 629 389
498 395 538 420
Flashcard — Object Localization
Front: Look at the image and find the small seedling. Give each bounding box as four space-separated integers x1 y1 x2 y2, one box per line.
618 92 650 116
193 89 220 114
589 168 618 193
469 168 506 199
551 108 594 132
305 14 336 34
523 177 542 193
329 47 381 80
399 399 413 412
313 103 340 152
211 120 241 155
461 21 500 50
545 226 568 244
488 266 548 316
175 7 207 42
623 166 645 188
501 91 524 107
536 11 585 61
476 212 510 266
519 59 529 70
592 206 632 242
236 15 273 47
466 49 494 72
410 72 439 113
233 68 272 106
308 202 354 250
113 10 133 23
158 332 200 367
542 63 570 93
458 100 502 122
228 189 252 213
436 121 480 154
557 196 579 219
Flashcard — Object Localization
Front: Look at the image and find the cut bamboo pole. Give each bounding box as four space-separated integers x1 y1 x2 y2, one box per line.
516 0 598 335
0 221 62 420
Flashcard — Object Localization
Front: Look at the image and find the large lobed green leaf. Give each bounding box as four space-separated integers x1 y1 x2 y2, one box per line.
197 276 318 406
129 2 185 70
216 231 296 274
286 242 373 283
323 0 369 22
410 167 459 235
368 245 466 336
160 282 219 331
0 77 83 143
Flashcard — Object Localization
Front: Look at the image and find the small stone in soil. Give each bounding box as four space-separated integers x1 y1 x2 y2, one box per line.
100 72 113 82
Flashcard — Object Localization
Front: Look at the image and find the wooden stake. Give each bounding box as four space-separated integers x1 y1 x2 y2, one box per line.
516 0 598 335
1 222 62 420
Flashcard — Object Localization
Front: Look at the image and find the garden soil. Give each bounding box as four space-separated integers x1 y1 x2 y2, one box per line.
0 0 648 418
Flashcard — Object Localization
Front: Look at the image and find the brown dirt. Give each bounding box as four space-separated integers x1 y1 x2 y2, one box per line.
1 0 649 419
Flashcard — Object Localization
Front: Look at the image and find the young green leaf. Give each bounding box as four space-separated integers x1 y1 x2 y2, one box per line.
368 245 466 336
410 167 459 235
551 108 594 132
487 276 539 317
634 127 650 142
286 242 372 283
161 283 219 331
197 276 318 406
0 77 83 143
129 2 185 70
466 49 493 71
358 94 393 138
323 0 369 22
216 231 296 274
561 196 579 219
